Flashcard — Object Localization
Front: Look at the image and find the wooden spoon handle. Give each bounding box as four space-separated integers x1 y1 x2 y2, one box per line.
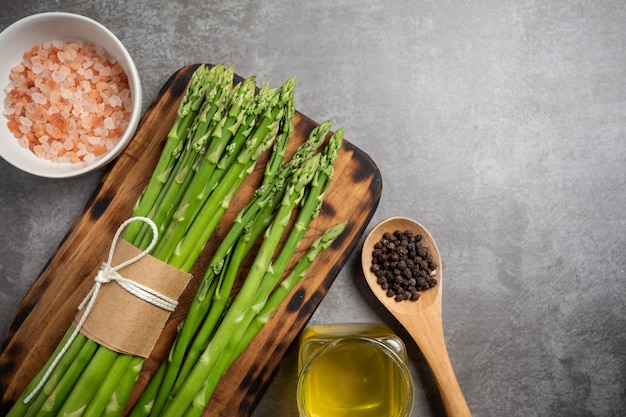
400 312 472 417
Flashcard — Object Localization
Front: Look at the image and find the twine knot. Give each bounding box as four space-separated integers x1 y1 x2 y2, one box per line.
95 264 117 284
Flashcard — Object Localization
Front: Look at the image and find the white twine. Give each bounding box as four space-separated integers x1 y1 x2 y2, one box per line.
24 216 177 404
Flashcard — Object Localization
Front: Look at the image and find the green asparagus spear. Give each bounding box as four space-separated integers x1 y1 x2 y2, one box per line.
36 339 99 416
101 356 143 417
133 66 235 249
124 64 215 242
80 354 133 417
6 331 88 417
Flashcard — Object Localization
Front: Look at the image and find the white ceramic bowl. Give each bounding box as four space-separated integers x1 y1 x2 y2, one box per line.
0 12 142 178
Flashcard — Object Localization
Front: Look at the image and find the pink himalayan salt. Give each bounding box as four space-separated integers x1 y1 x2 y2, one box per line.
3 40 132 163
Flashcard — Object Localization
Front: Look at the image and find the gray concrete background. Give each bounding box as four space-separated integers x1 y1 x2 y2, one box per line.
1 1 625 416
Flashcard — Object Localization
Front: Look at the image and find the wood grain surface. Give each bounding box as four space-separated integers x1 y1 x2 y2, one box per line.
0 64 382 416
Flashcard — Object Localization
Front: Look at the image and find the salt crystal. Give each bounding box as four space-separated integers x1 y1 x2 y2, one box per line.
104 117 115 130
32 63 45 74
111 82 121 94
25 103 37 115
107 95 120 107
34 77 45 91
31 92 46 105
42 139 52 153
84 101 96 113
52 70 66 83
19 116 33 127
60 88 73 100
49 141 61 155
34 145 46 158
50 90 62 105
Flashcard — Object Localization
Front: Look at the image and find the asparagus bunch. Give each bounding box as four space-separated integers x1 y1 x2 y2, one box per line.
6 64 297 417
129 122 346 417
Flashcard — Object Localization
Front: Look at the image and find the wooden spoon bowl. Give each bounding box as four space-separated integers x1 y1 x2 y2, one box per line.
362 216 471 416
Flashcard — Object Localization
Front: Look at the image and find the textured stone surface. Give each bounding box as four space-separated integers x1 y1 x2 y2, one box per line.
1 1 625 416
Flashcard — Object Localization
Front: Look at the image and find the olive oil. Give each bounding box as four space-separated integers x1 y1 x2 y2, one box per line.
297 324 413 417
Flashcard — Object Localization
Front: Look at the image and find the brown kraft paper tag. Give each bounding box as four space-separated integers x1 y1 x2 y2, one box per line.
74 239 192 358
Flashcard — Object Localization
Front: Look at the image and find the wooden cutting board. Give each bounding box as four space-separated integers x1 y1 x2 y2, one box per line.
0 64 382 416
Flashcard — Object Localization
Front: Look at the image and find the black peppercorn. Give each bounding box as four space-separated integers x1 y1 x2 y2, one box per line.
370 228 438 302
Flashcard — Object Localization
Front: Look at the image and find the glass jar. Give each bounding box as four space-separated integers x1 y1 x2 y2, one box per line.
297 323 414 417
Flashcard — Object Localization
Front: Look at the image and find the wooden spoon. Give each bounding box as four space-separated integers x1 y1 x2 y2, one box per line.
361 216 471 417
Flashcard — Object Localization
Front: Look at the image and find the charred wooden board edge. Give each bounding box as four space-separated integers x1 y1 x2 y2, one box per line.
0 64 383 416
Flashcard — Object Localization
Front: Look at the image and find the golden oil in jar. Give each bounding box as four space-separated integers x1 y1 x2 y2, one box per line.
297 323 413 417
